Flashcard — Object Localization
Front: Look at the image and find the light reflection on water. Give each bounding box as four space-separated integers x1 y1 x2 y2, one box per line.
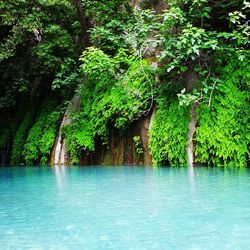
0 165 250 249
54 165 66 189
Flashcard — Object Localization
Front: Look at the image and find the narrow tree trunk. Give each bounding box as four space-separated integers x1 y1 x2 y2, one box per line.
71 0 90 47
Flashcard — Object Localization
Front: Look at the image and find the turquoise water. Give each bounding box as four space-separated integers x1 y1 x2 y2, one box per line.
1 166 250 249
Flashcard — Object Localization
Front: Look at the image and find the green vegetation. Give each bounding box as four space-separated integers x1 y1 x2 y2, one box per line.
133 136 144 155
195 57 250 166
62 48 155 164
23 100 61 165
0 0 249 166
0 0 79 109
149 100 190 166
9 99 61 165
10 109 36 165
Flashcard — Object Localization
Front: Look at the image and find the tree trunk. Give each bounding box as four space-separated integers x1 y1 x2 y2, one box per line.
71 0 90 47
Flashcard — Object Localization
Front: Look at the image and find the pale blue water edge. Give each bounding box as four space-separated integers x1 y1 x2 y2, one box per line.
1 166 250 250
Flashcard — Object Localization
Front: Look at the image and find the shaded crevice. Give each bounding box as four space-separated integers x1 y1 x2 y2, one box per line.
0 139 10 166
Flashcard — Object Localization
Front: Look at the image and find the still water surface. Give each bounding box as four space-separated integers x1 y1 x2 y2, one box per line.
1 166 250 249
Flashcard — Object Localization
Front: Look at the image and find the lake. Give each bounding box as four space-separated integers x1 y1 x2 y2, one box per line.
1 166 250 249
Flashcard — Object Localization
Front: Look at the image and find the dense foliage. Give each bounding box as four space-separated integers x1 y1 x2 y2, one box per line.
0 0 79 108
195 57 250 166
23 100 61 165
149 100 190 166
62 48 155 164
10 109 36 165
0 0 249 166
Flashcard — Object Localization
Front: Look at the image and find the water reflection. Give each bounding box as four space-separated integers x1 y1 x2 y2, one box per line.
188 165 196 191
54 165 66 189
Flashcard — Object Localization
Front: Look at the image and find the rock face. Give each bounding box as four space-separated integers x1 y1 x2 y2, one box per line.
131 0 143 8
50 94 81 165
80 110 154 166
184 70 199 167
131 0 168 12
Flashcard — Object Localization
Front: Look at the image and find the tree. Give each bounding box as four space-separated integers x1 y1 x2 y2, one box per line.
71 0 90 47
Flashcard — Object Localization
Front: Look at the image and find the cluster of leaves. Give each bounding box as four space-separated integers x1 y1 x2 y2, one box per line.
195 56 250 167
62 47 155 163
123 9 162 55
83 0 130 22
149 99 190 166
22 99 61 165
87 2 162 55
86 0 249 109
83 0 131 53
52 58 83 99
9 98 61 165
